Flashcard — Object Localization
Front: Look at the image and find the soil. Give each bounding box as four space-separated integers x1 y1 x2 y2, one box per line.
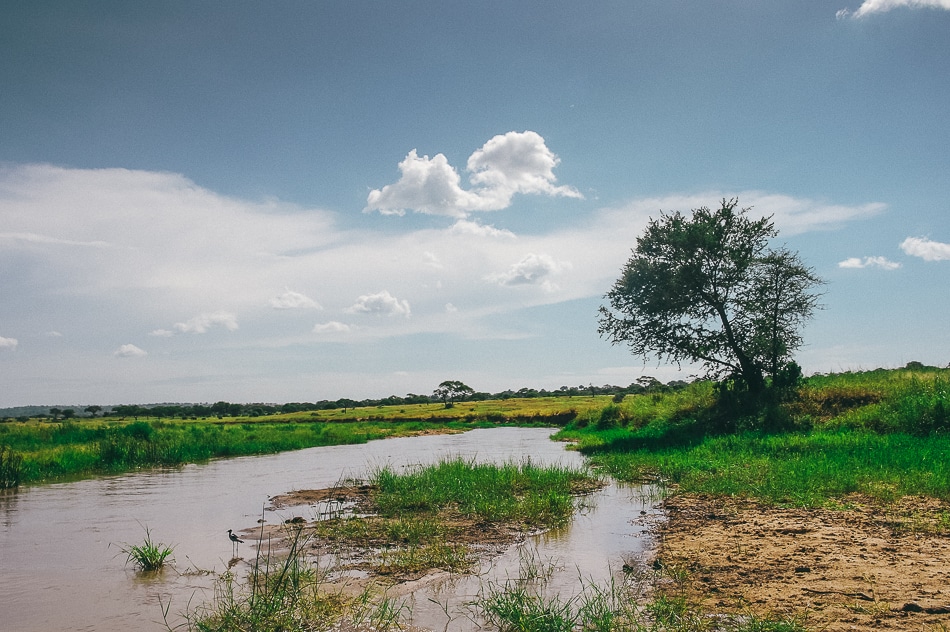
654 494 950 631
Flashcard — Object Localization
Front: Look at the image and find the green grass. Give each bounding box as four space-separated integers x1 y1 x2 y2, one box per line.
118 526 175 571
181 526 407 632
368 456 600 527
553 365 950 508
0 396 612 486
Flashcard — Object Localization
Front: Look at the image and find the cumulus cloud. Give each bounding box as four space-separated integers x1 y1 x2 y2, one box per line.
487 253 571 289
0 336 18 350
838 256 902 270
837 0 950 18
345 290 411 317
365 131 581 217
151 311 239 336
270 289 321 310
114 343 147 358
313 321 352 334
900 236 950 261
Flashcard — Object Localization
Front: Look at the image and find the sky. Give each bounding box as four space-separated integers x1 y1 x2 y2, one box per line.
1 1 949 407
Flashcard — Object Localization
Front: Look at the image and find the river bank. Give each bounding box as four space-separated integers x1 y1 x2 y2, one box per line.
654 494 950 631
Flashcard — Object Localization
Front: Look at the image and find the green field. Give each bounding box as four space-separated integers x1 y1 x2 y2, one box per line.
3 364 950 501
0 396 613 486
554 364 950 507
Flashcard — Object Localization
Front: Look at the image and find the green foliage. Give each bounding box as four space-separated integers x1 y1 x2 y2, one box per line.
599 198 823 398
0 445 23 488
119 526 174 571
368 457 596 528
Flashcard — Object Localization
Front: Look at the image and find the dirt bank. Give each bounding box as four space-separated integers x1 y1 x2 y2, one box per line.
654 494 950 631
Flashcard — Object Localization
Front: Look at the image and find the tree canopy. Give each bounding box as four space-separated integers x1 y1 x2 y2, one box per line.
433 380 475 406
598 198 823 396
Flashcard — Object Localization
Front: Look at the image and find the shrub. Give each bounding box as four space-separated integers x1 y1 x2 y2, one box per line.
595 404 625 430
0 446 23 488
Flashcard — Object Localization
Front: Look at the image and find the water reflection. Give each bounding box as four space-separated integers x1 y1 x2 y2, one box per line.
0 428 659 631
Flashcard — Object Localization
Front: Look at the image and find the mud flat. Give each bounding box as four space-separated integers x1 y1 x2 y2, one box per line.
654 494 950 631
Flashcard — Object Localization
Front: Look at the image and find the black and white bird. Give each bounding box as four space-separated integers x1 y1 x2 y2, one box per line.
228 529 244 556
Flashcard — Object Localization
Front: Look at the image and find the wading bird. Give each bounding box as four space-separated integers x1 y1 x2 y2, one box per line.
228 529 244 556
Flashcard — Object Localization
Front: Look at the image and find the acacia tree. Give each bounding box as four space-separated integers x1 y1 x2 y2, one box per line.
433 380 475 407
598 199 823 398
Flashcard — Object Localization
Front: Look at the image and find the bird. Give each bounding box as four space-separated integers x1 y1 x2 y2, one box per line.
228 529 244 556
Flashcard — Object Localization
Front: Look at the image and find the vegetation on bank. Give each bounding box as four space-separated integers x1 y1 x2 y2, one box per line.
555 362 950 508
183 458 602 631
0 396 616 487
3 363 950 494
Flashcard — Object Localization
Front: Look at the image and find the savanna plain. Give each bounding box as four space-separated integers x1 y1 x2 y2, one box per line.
2 364 950 631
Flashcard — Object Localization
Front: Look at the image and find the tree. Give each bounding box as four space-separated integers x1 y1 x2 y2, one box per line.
598 199 823 398
433 380 475 407
85 405 102 417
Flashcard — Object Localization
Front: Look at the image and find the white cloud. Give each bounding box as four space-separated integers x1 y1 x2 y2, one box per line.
365 131 581 217
838 256 902 270
114 343 147 358
155 311 240 335
900 236 950 261
449 219 517 239
837 0 950 19
601 193 885 237
0 336 18 350
345 290 411 317
313 321 352 334
466 131 583 203
270 289 321 310
423 251 443 269
487 253 571 289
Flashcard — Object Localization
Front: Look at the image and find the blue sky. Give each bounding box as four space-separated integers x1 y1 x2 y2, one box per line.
1 1 949 406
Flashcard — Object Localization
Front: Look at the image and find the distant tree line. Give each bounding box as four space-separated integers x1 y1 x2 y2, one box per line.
1 377 693 422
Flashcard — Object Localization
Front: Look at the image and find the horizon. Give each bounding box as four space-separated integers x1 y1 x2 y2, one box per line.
2 2 949 407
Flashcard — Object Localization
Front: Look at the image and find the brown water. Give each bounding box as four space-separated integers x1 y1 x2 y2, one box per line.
0 428 660 631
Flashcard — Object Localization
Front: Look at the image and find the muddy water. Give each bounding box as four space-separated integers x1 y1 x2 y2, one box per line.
0 428 659 631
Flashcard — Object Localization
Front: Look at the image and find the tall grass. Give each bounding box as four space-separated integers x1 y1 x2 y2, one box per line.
368 457 599 527
2 419 454 485
0 445 23 488
182 526 406 632
555 366 950 507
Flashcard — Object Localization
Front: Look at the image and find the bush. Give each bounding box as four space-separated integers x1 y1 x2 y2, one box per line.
595 404 625 430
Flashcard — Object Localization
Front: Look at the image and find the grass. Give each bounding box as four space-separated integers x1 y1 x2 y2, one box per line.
472 546 809 632
368 456 600 527
181 526 407 631
118 526 175 571
554 365 950 509
0 396 613 487
309 458 602 578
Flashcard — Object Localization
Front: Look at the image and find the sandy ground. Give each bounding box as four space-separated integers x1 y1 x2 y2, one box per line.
654 494 950 631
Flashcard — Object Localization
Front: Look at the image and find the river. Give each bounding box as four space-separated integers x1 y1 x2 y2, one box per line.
0 427 660 631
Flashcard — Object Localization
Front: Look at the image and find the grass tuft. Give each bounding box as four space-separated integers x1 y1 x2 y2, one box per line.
119 526 174 571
